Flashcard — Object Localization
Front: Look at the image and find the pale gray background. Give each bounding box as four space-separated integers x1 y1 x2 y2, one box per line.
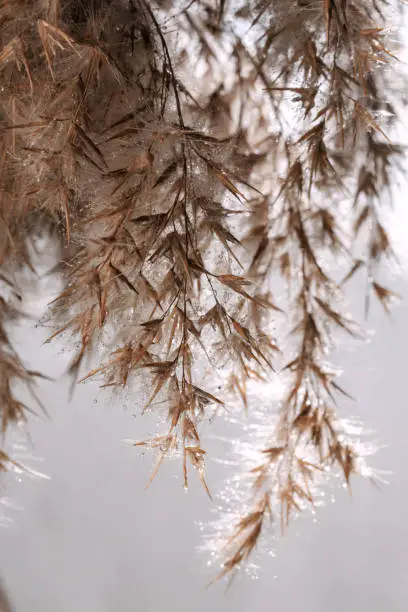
1 215 408 611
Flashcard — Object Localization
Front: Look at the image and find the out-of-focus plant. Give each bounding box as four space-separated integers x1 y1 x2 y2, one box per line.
0 0 405 581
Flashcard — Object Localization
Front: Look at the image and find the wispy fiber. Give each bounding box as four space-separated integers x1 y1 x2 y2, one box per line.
0 0 405 581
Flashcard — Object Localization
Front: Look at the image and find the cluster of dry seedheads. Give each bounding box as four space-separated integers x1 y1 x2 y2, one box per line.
0 0 405 580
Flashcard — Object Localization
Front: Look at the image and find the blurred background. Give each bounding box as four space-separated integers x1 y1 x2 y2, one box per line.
0 199 407 612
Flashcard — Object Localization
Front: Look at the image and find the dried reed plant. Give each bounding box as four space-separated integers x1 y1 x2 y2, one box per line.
0 0 405 581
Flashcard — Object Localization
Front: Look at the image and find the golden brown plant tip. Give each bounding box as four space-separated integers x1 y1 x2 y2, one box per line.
0 0 405 582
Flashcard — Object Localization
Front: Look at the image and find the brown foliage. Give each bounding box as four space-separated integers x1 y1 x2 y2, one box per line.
0 0 405 581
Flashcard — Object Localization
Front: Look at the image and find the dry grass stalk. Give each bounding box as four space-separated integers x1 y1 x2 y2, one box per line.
0 0 405 582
